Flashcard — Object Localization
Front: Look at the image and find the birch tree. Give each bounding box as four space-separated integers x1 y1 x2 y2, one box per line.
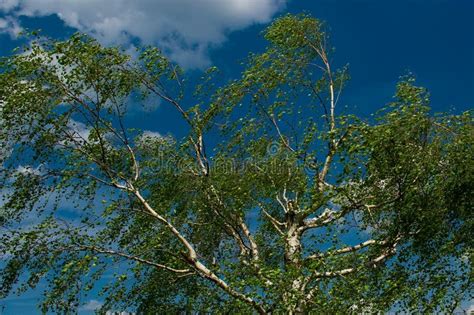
0 14 472 313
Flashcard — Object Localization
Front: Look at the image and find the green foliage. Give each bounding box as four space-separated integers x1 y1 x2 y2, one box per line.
0 15 472 313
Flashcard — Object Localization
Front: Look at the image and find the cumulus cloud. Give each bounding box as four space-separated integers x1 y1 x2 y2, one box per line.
0 15 22 38
79 299 103 311
141 130 162 139
0 0 19 11
16 164 43 176
0 0 286 68
67 119 91 143
137 130 168 146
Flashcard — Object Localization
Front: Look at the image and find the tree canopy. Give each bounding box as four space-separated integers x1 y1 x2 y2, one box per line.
0 14 472 314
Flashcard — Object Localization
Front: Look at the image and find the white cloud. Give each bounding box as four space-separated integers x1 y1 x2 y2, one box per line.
16 164 43 176
0 0 19 11
67 119 91 142
0 15 22 38
459 299 474 314
1 0 286 68
141 130 162 139
137 130 169 146
79 299 103 311
467 303 474 314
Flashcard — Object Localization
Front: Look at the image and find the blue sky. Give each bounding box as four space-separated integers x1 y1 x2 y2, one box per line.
1 0 473 313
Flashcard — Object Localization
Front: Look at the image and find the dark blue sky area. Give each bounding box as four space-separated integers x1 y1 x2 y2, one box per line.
0 0 473 313
139 0 474 136
213 0 474 114
1 0 473 137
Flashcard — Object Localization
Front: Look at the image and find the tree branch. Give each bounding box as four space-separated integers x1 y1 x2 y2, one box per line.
77 245 190 274
122 184 266 314
306 239 388 260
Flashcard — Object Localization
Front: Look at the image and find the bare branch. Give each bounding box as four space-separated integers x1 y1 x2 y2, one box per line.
238 217 259 262
276 194 288 214
139 75 193 125
258 202 285 235
78 245 190 274
300 207 343 232
123 184 266 314
308 239 400 280
306 239 388 260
